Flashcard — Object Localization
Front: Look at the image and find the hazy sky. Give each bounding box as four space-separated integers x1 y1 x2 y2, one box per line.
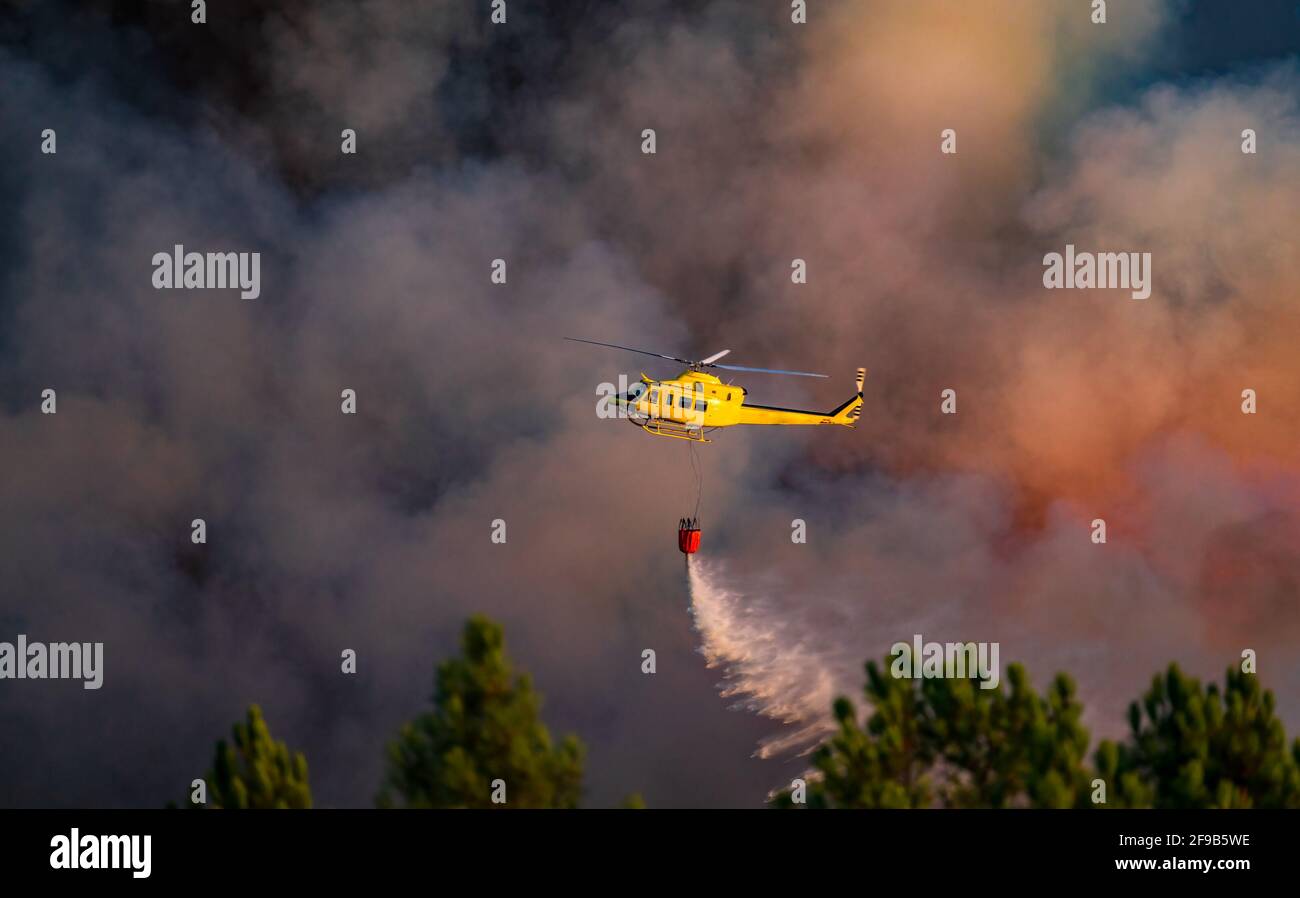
1 0 1297 808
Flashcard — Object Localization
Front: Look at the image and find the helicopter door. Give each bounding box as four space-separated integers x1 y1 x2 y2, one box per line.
658 388 679 421
673 391 693 422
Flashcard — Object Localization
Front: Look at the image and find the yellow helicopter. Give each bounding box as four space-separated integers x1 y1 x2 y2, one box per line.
568 337 864 442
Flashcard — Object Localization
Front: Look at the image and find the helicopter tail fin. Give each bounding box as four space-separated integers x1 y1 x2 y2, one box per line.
828 367 865 427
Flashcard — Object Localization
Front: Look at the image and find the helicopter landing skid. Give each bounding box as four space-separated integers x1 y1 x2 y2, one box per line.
631 417 711 443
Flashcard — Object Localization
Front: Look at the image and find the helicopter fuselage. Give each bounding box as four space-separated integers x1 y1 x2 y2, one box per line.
616 368 864 441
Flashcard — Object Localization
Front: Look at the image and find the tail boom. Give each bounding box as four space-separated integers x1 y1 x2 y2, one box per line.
734 367 864 427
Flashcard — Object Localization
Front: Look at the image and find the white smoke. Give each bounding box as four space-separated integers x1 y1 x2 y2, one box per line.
686 556 858 757
686 437 1300 770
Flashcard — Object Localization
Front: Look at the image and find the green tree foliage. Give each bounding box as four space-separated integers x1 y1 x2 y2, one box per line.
926 664 1091 808
772 659 1090 808
189 704 311 809
774 658 1300 809
378 615 584 808
1096 664 1300 809
772 664 932 809
1091 738 1154 808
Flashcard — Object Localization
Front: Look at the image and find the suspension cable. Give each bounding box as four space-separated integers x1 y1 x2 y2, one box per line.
688 439 702 523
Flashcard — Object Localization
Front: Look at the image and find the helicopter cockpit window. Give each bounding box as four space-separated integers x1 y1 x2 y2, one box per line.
624 382 646 402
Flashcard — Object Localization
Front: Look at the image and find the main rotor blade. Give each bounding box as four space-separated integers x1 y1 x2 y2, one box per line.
711 363 828 378
564 337 693 366
566 337 828 377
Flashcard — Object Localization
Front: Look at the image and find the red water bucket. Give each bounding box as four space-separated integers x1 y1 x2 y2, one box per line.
677 518 701 555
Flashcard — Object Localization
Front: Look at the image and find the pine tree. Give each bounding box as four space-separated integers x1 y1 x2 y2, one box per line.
774 656 1300 809
772 658 1090 808
189 704 311 809
1100 664 1300 808
377 615 584 808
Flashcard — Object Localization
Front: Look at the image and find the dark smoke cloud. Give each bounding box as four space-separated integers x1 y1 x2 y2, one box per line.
1 1 1298 807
